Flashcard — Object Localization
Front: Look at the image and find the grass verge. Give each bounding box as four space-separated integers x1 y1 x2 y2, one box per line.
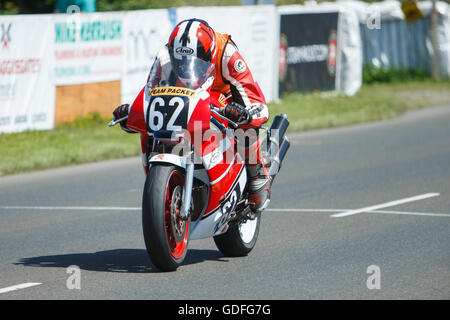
269 80 450 132
0 113 141 176
1 81 449 176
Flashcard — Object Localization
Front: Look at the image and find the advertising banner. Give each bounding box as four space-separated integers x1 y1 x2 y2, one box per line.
53 11 124 85
121 9 176 104
0 15 55 133
279 12 339 94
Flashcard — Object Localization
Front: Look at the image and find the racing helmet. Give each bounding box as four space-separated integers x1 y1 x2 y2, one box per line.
168 18 216 65
168 19 216 87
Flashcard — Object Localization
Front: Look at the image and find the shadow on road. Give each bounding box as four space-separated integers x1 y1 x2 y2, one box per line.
15 248 227 273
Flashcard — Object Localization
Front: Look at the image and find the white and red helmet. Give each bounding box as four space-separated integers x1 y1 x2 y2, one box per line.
168 19 216 86
168 19 217 65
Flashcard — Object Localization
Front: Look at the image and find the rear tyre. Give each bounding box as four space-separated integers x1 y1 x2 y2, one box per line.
213 213 261 257
142 165 189 271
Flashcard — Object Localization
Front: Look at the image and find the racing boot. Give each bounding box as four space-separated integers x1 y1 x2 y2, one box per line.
247 162 271 213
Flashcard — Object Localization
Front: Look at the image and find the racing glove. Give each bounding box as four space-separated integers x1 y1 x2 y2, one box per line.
113 104 129 120
223 102 251 125
113 104 135 133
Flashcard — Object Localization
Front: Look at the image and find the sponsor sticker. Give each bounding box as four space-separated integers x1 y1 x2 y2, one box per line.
175 46 194 56
148 86 195 97
234 59 246 73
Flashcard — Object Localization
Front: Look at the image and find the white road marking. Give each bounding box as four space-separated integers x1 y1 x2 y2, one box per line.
0 206 140 211
330 193 440 218
0 282 42 294
266 208 340 212
363 210 450 218
1 198 448 219
267 208 450 217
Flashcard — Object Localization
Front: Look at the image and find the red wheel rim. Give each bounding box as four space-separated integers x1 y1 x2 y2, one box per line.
164 170 189 259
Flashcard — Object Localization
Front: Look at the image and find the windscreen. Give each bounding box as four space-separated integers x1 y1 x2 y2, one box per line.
147 55 215 90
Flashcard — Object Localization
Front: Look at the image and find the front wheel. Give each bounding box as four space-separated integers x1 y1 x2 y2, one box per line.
213 213 261 257
142 164 189 271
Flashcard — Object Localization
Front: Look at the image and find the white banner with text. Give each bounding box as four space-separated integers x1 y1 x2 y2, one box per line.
0 15 55 133
53 11 124 85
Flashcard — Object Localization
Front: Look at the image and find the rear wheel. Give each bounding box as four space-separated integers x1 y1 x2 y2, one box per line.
142 165 189 271
213 213 261 257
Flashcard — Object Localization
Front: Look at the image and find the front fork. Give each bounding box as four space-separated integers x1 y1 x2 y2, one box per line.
180 151 194 221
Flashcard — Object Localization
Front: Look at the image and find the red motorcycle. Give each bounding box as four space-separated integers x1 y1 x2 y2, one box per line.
109 57 290 271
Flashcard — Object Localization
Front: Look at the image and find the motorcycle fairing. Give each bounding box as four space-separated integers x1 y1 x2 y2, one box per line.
148 153 209 185
126 86 147 134
189 163 247 240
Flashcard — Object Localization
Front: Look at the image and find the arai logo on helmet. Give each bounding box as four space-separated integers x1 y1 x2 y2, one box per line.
175 47 194 56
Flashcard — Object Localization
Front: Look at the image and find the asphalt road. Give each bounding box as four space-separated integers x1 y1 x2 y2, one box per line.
1 105 449 300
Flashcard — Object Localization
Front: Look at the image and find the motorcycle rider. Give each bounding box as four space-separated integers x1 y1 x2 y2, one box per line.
113 18 271 213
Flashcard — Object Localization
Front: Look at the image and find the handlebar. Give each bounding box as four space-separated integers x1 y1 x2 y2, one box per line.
108 107 240 131
210 105 239 129
108 115 128 127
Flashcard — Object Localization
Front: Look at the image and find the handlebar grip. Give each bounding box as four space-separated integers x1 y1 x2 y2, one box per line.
210 109 238 129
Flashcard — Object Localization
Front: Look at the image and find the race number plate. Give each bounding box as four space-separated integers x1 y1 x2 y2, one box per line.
146 94 190 133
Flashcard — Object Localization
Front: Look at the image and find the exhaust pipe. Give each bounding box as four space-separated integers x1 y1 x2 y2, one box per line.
267 114 289 156
264 114 290 182
278 135 290 164
268 136 290 182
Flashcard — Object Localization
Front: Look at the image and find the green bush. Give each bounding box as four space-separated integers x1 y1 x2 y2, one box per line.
363 65 430 84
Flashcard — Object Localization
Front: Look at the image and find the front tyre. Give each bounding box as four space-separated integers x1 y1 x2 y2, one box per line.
213 213 261 257
142 165 189 271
